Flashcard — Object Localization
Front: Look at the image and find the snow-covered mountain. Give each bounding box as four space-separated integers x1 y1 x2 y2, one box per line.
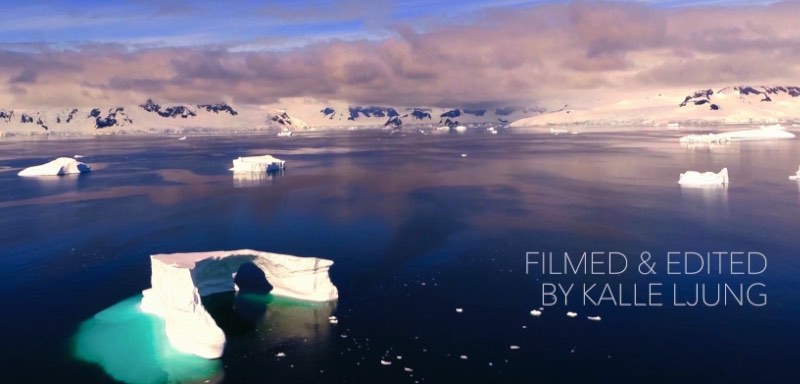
316 105 545 128
0 98 544 136
510 85 800 127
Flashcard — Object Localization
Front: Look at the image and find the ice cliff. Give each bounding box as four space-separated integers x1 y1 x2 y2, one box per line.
140 249 338 359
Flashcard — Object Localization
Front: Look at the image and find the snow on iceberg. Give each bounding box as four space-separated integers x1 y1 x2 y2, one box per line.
229 155 285 172
679 125 795 143
678 168 729 186
140 249 338 359
18 157 91 177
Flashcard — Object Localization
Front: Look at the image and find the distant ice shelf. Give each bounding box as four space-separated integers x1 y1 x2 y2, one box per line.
140 249 338 359
18 157 91 176
679 125 796 143
679 168 729 186
229 155 285 172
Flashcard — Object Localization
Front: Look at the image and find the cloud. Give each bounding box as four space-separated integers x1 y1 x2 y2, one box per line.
2 1 800 108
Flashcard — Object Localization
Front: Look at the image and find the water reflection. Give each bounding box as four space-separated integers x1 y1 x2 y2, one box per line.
680 183 729 207
232 170 284 188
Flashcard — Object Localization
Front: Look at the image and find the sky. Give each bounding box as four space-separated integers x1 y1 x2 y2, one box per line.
0 0 797 108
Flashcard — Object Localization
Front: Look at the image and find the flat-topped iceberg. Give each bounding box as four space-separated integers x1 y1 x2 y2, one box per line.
229 155 285 172
679 167 729 186
679 125 795 143
18 157 91 177
140 249 338 359
790 165 800 181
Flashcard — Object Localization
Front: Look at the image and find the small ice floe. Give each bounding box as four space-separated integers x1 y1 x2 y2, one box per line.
380 360 392 366
396 355 403 360
587 316 602 321
230 155 285 172
509 345 520 350
404 367 414 373
277 130 293 137
461 153 467 158
678 168 728 186
679 125 795 143
550 127 568 135
328 316 338 324
789 165 800 181
530 309 542 317
340 334 348 338
486 126 498 135
454 126 467 133
460 355 469 360
275 352 286 358
178 136 187 141
566 311 578 318
73 155 84 159
18 157 91 177
455 308 464 313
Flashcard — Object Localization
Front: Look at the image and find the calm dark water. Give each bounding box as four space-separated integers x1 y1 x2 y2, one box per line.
0 128 798 383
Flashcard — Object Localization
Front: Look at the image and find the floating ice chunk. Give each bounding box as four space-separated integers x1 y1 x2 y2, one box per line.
587 316 602 321
276 352 286 358
509 345 520 350
277 130 293 137
550 128 568 135
229 155 286 173
678 168 728 186
455 308 464 313
73 155 84 159
140 249 338 359
566 311 578 318
679 126 795 143
329 316 338 324
454 126 467 133
18 157 91 177
178 136 187 141
460 355 468 360
789 165 800 181
461 153 467 158
380 360 392 366
530 309 542 317
404 367 414 372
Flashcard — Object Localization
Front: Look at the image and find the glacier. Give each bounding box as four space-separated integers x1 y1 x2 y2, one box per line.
17 157 91 177
678 168 729 186
229 155 285 173
140 249 338 359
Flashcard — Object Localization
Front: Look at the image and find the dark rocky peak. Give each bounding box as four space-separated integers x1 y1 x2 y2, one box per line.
20 114 34 123
198 103 237 116
0 110 13 122
463 109 487 116
495 107 516 116
442 118 459 127
384 115 402 127
321 107 335 116
269 111 292 126
94 108 133 129
440 109 461 119
409 108 431 120
140 99 196 118
88 108 101 118
679 89 713 107
347 106 398 120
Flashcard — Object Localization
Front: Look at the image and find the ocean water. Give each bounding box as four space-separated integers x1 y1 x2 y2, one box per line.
0 128 798 383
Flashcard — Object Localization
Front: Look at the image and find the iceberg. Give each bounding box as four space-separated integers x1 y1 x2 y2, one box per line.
678 168 729 186
140 249 338 359
454 125 467 133
229 155 285 173
277 130 292 137
18 157 91 177
679 125 795 143
789 165 800 181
